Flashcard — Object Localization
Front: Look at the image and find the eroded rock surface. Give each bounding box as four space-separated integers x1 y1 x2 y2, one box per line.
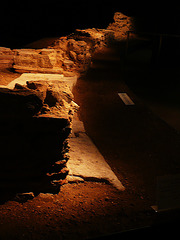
0 12 134 75
0 47 14 69
107 12 134 40
0 80 78 194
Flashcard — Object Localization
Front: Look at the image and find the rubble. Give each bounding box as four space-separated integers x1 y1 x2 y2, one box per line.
0 80 78 194
0 12 134 75
0 47 14 69
107 12 135 40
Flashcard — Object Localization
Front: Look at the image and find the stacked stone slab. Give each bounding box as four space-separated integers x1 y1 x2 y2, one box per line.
12 29 107 75
0 29 115 74
0 80 78 194
13 48 66 74
0 47 14 69
0 12 134 75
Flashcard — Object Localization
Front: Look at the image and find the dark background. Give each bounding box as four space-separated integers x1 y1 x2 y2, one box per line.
0 1 179 48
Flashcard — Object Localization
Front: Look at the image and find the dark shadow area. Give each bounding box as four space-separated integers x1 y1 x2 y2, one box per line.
0 86 70 204
0 1 179 48
124 33 180 132
0 116 68 204
73 39 180 233
88 219 180 239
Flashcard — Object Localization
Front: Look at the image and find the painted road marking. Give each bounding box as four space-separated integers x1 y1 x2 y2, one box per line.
118 93 135 105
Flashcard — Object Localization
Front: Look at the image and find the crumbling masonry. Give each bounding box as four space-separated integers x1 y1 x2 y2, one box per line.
0 13 134 194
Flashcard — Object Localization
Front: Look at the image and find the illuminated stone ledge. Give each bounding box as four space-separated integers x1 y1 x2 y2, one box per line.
0 47 14 69
107 12 135 40
0 12 134 75
12 36 94 75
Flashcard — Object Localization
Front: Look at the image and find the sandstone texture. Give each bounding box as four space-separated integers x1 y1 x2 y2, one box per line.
0 80 78 194
0 47 14 69
12 28 115 75
0 12 134 75
107 12 135 40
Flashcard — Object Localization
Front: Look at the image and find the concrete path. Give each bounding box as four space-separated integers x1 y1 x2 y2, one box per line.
67 113 125 191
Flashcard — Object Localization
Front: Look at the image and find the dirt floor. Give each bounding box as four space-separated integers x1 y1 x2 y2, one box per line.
0 181 156 240
1 43 180 239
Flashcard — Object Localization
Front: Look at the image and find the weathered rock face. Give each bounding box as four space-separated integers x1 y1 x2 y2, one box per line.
0 80 78 194
107 12 134 40
13 49 64 74
12 40 91 75
12 31 101 75
0 47 14 69
0 12 133 75
68 28 115 55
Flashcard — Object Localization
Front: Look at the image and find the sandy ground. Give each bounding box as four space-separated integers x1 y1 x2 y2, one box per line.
0 182 156 240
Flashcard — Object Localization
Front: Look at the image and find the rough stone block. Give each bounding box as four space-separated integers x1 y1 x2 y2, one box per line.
0 47 14 69
0 80 77 194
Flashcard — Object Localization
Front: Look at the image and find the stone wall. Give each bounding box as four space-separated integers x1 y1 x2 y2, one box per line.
107 12 134 40
12 28 114 75
0 28 116 75
0 12 134 75
13 49 62 74
0 47 14 69
0 80 78 194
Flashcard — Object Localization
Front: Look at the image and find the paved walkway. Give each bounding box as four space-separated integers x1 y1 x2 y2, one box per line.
67 113 125 191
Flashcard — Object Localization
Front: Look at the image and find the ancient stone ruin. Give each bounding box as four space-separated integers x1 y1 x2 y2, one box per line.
0 28 114 76
107 12 134 40
0 12 134 75
0 80 78 194
0 13 134 195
